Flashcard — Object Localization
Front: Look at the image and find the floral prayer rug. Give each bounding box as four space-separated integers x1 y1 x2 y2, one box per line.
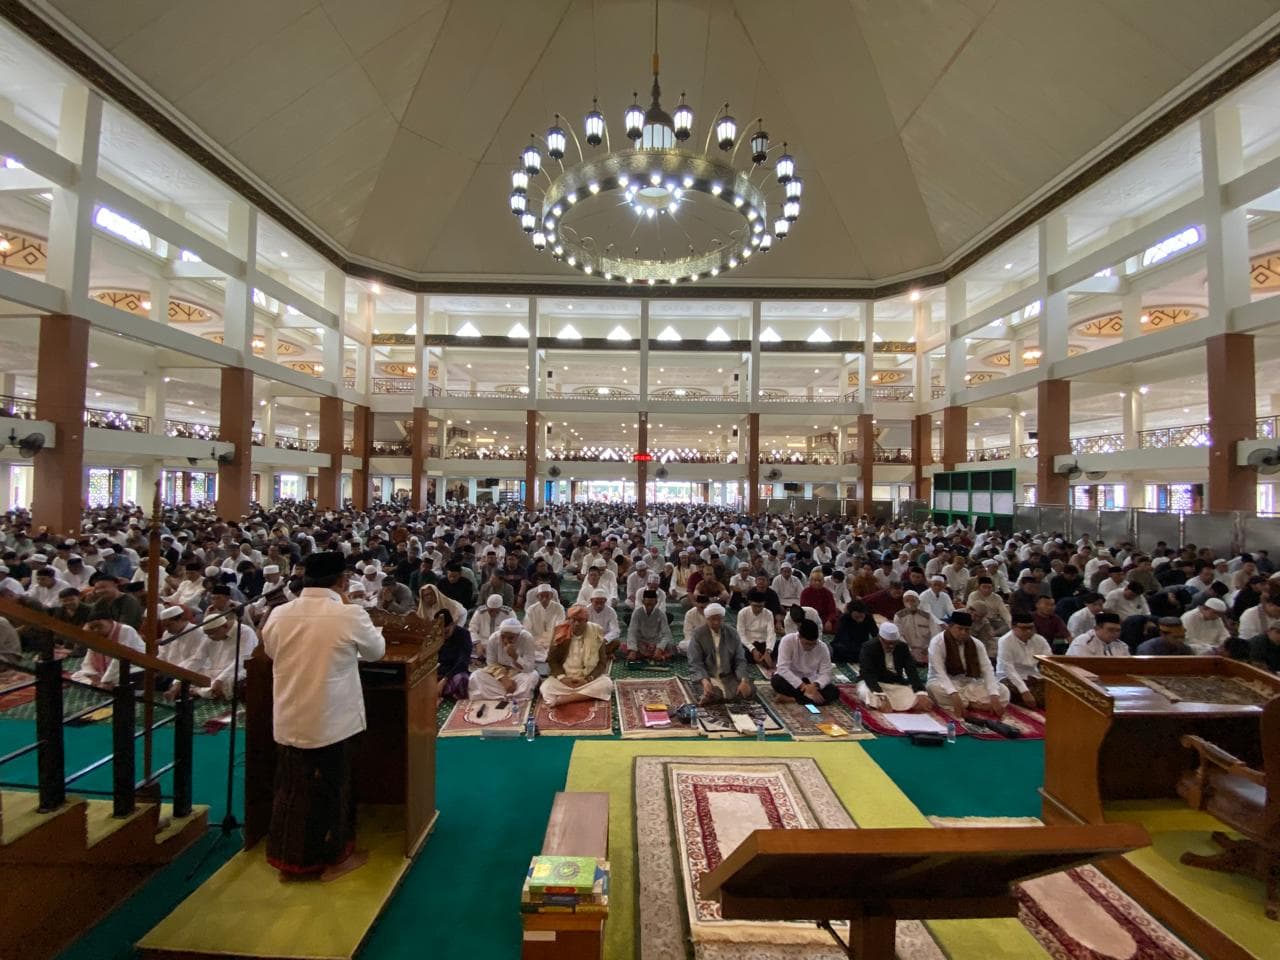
1136 674 1273 707
752 682 873 741
636 756 945 960
929 817 1202 960
0 668 37 710
437 697 531 737
685 683 784 739
615 677 698 738
835 686 1046 740
531 695 614 736
836 685 968 737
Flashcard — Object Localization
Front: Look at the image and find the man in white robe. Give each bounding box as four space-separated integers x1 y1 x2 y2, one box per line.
1065 612 1130 656
995 613 1052 708
926 611 1009 719
469 619 539 701
584 588 620 643
541 605 616 706
469 593 512 659
72 614 146 688
523 583 565 662
157 605 209 673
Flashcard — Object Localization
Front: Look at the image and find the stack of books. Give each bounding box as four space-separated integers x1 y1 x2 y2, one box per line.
642 701 670 727
520 855 610 915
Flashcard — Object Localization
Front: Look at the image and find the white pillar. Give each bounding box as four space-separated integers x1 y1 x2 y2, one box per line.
1038 214 1069 369
1123 390 1143 449
414 295 427 401
859 301 874 406
0 373 12 506
467 478 477 504
639 299 650 403
223 201 256 358
45 85 101 301
1200 106 1250 332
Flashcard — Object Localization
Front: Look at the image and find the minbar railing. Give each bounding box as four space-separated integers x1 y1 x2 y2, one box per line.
1138 422 1210 449
85 407 150 432
0 598 208 820
164 418 216 440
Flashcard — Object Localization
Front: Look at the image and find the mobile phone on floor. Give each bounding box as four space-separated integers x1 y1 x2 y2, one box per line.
804 703 821 714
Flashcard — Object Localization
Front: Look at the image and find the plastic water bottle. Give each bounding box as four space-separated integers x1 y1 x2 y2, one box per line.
756 717 766 741
946 719 957 743
852 708 863 732
525 715 537 742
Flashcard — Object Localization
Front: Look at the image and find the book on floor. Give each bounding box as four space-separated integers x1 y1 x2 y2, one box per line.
642 705 671 726
526 856 609 895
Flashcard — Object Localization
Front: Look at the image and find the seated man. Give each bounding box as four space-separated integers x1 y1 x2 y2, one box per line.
1064 611 1129 656
376 579 415 615
434 609 473 701
894 590 939 665
1248 621 1280 673
770 619 837 705
71 611 145 688
523 582 566 662
1181 597 1230 652
157 605 208 674
624 589 675 662
468 618 539 700
687 603 753 704
925 611 1009 719
468 593 513 659
1135 616 1193 655
183 611 259 700
584 588 620 644
541 604 617 706
995 612 1052 709
832 599 877 663
575 564 616 606
855 622 930 712
736 590 778 670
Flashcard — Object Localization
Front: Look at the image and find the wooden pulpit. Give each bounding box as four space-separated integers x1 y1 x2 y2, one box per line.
698 824 1149 960
243 608 443 857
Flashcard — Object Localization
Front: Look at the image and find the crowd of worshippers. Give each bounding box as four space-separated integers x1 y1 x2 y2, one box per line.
2 503 1279 717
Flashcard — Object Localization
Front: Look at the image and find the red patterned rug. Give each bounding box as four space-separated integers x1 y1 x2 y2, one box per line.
836 686 966 737
438 697 531 737
531 696 613 736
615 677 698 738
929 817 1201 959
0 669 37 710
835 686 1046 740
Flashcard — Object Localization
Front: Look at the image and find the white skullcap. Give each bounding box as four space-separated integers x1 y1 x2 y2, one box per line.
878 622 901 641
159 605 184 620
348 582 366 595
69 554 82 562
982 559 998 567
780 561 792 570
1204 597 1227 612
99 548 115 557
500 617 523 633
536 583 555 595
263 564 280 575
63 538 76 547
30 553 47 563
591 588 608 600
486 594 502 609
592 558 607 568
703 603 726 618
204 565 221 578
902 590 920 600
930 574 946 583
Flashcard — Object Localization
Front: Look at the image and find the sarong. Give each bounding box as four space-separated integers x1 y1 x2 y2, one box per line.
267 734 359 875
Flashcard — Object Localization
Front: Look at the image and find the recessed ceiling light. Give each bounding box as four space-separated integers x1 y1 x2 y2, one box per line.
567 304 574 310
280 251 289 258
1003 262 1013 270
371 283 382 295
88 361 99 368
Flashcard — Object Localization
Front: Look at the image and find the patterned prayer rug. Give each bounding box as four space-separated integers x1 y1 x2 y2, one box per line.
1136 674 1273 707
437 697 531 737
636 756 945 960
960 704 1047 741
615 677 699 738
686 682 784 739
929 817 1202 960
0 668 37 710
531 695 614 736
835 686 1046 740
836 686 967 737
753 682 873 741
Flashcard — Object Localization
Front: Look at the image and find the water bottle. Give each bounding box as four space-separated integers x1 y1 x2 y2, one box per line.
852 708 863 732
525 715 537 742
946 719 957 743
756 717 766 741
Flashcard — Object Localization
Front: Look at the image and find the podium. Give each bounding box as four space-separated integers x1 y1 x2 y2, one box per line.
244 609 443 857
698 824 1148 959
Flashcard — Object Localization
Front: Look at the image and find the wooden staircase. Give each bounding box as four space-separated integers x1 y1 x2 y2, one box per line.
0 789 208 960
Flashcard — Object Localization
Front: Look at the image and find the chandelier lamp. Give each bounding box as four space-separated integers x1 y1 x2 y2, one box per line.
506 1 801 285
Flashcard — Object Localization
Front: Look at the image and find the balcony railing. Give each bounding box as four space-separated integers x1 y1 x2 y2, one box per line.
0 394 37 419
444 447 528 461
1258 416 1276 440
760 453 838 465
841 451 858 465
85 407 150 432
426 385 527 400
1020 442 1038 458
1071 432 1125 455
872 450 912 464
1138 422 1210 449
273 434 320 452
165 418 216 440
372 378 414 394
967 446 1010 462
251 429 264 446
343 378 356 391
372 440 413 456
870 386 916 402
931 385 947 400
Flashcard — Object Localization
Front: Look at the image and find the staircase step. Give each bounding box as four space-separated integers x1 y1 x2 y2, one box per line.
84 797 155 849
1 790 82 847
155 804 209 845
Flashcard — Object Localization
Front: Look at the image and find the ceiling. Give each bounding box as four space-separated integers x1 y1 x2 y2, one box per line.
26 0 1280 285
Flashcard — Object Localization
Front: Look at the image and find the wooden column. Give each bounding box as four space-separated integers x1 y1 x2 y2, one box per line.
410 406 428 512
913 412 933 502
306 475 316 500
855 413 875 517
215 366 253 520
32 315 88 535
1036 379 1071 506
316 395 343 510
747 413 760 513
637 412 649 513
525 410 538 510
941 405 966 471
181 472 193 505
351 404 373 511
1206 332 1256 512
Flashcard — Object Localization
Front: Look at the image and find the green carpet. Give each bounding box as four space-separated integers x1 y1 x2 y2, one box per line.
1 708 1046 959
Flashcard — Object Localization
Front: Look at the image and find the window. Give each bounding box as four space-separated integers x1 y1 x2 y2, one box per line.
507 322 529 338
606 325 632 341
1140 227 1201 268
180 249 202 262
706 326 731 342
94 207 151 249
556 323 581 340
759 326 782 342
655 325 682 341
806 327 832 343
456 321 482 337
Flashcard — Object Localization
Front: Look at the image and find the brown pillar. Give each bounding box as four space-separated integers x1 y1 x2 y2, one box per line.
316 395 343 510
306 475 316 501
524 411 538 510
32 314 88 535
912 412 933 502
351 404 373 511
855 413 875 517
637 412 649 513
1206 333 1256 512
410 407 428 512
747 413 760 513
216 366 253 519
941 405 966 470
181 471 193 505
1036 379 1071 506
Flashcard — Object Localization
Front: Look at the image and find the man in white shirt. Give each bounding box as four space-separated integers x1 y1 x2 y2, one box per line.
72 613 146 688
1239 597 1280 640
469 594 512 658
771 562 803 608
995 613 1052 709
770 620 837 704
182 611 259 700
1103 581 1149 620
585 588 620 644
1066 593 1105 637
824 571 852 609
1181 597 1230 652
925 611 1009 719
163 562 207 608
25 566 68 609
261 551 385 880
736 591 778 667
523 583 565 661
1065 612 1129 656
157 605 209 673
917 576 955 622
470 618 539 700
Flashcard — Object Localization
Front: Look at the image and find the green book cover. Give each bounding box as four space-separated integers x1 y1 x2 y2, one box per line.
527 856 604 893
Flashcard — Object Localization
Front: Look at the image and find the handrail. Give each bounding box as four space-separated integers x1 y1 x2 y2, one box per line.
0 598 210 686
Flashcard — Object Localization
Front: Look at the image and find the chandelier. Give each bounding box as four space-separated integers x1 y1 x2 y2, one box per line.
506 0 801 286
